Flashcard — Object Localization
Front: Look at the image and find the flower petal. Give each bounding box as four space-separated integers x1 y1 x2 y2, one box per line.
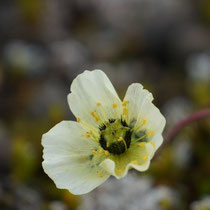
123 83 154 127
100 142 151 179
42 121 110 195
68 70 122 128
149 134 163 151
138 100 166 134
123 83 165 145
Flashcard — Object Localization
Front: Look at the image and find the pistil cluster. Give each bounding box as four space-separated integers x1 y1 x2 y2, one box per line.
99 119 132 155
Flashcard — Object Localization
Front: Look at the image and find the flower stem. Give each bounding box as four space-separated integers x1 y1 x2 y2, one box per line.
155 108 210 158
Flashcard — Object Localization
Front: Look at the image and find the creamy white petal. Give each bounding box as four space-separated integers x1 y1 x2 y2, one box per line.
135 103 165 153
150 133 164 151
123 83 165 135
123 83 154 127
100 158 150 179
68 70 122 128
138 101 166 134
145 142 156 159
42 121 110 195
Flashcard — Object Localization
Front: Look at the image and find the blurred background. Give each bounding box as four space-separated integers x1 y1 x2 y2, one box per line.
0 0 210 209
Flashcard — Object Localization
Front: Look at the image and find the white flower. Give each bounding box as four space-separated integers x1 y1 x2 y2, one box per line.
191 196 210 210
42 70 166 195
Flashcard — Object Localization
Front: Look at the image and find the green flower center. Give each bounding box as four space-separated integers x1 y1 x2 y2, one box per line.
99 119 132 155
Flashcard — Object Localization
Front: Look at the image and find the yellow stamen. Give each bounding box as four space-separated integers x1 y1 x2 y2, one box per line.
76 117 81 122
118 137 123 142
92 150 97 155
143 155 149 160
112 103 118 108
86 133 90 138
138 142 146 147
95 116 100 121
96 102 109 122
134 119 146 132
98 173 103 177
79 121 99 135
78 121 100 143
84 129 99 141
112 103 119 119
123 107 128 115
148 130 154 137
131 160 138 165
122 100 129 106
90 111 100 122
122 107 129 123
150 141 156 148
118 136 128 151
104 150 109 156
142 119 146 125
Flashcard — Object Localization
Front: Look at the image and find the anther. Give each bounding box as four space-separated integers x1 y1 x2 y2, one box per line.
86 133 90 138
92 150 97 155
112 103 118 108
118 137 123 142
116 136 128 151
81 132 85 137
98 173 103 177
76 117 81 122
138 142 146 147
143 155 149 160
134 119 146 132
96 102 109 122
142 119 146 125
122 100 129 106
104 150 109 156
150 141 156 148
90 111 100 121
123 107 128 115
148 130 154 137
